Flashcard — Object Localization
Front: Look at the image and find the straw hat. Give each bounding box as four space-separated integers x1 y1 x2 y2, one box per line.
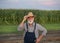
27 12 34 17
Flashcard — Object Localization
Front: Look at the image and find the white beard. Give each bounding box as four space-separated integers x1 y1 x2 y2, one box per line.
28 20 33 24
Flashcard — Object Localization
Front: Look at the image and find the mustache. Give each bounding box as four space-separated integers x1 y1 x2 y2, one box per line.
28 20 33 21
28 20 33 22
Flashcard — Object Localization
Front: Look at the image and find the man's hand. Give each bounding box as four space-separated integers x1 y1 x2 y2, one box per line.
36 35 44 43
20 15 28 27
23 15 28 22
36 38 40 43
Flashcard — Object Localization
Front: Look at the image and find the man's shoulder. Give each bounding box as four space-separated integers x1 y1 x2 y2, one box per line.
35 23 42 27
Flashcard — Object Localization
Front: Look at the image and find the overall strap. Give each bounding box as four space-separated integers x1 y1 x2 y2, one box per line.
26 22 28 32
33 22 36 32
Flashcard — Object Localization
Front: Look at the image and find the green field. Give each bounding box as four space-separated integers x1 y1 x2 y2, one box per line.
0 23 60 34
44 23 60 30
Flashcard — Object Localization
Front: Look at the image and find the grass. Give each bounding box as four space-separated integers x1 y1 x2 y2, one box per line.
44 23 60 30
0 23 60 34
0 25 18 34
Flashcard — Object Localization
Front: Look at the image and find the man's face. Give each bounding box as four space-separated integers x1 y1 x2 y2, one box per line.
27 16 34 24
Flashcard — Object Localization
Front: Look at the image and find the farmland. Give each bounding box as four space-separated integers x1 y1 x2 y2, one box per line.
0 9 60 43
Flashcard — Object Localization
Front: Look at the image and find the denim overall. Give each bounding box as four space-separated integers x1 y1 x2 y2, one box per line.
24 23 36 43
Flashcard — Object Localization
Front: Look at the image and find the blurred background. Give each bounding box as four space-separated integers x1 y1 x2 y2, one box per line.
0 0 60 43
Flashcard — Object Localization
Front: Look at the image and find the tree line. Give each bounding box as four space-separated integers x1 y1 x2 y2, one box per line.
0 9 60 25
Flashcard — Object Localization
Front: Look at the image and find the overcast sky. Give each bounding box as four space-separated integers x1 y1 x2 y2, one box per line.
0 0 60 10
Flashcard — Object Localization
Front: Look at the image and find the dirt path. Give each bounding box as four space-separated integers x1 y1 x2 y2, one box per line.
0 30 60 43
